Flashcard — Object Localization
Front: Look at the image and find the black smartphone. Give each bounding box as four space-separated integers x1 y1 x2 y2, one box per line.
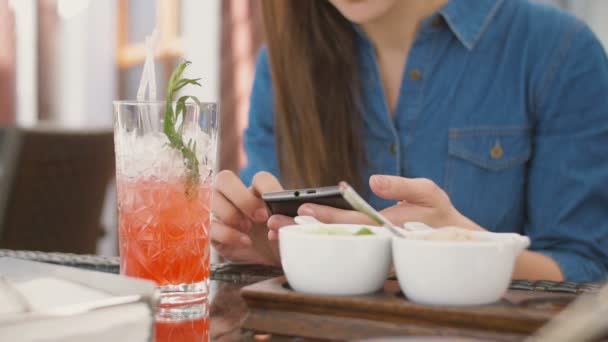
262 186 354 217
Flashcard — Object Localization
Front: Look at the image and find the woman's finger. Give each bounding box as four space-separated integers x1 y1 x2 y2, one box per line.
381 202 457 228
211 191 250 232
248 171 284 225
267 215 295 238
210 220 251 247
381 203 424 225
214 170 268 223
370 175 445 207
250 171 283 196
297 203 373 224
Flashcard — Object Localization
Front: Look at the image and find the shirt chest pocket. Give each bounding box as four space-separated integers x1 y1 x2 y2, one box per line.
445 127 532 230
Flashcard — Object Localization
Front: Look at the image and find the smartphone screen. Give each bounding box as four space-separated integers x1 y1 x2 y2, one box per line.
262 186 353 217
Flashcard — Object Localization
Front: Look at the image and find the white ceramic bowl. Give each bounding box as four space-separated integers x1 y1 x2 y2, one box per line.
279 224 392 296
392 229 530 306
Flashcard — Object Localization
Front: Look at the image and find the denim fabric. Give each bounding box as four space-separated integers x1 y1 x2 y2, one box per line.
240 0 608 282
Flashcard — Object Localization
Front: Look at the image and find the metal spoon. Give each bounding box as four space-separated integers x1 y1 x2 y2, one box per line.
0 275 146 320
36 294 144 317
338 182 407 238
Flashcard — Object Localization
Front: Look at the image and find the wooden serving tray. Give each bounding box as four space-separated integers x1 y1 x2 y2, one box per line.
241 277 578 341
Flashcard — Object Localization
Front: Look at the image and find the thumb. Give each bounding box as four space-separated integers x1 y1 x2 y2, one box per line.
250 171 284 197
370 175 443 207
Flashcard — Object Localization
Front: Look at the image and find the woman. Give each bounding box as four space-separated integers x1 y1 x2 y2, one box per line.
211 0 608 282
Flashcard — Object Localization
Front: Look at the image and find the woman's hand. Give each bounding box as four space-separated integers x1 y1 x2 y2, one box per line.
263 175 565 281
268 175 484 237
211 171 283 265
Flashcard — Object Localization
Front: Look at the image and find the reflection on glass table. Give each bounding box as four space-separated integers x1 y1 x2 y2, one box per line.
156 300 210 342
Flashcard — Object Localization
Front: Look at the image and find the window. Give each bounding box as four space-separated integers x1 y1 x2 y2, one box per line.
116 0 184 100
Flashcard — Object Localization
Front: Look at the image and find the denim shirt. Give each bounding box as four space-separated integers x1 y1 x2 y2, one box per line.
240 0 608 282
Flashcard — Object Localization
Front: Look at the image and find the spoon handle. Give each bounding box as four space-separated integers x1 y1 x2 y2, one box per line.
339 182 406 238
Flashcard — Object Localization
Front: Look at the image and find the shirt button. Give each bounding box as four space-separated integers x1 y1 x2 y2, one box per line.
490 143 504 159
409 69 422 81
390 143 397 155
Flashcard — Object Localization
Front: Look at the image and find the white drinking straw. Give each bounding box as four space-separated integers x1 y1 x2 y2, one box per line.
136 28 159 102
135 29 160 133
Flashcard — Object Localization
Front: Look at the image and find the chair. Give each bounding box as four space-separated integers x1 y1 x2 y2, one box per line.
0 124 115 254
0 126 6 145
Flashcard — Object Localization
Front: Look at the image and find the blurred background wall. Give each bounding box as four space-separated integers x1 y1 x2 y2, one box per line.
0 0 605 255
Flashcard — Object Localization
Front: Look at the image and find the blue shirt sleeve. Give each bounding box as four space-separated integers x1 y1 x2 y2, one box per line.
240 47 280 186
528 23 608 282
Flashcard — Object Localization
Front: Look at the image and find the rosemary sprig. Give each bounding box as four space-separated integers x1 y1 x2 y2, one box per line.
164 60 202 185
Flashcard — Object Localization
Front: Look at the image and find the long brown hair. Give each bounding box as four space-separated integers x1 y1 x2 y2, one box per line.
260 1 364 189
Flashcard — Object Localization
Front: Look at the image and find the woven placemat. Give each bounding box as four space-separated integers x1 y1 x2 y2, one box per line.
0 249 120 274
0 249 282 282
0 249 601 294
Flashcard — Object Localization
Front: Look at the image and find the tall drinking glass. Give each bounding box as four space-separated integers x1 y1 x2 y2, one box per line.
113 101 217 305
156 300 210 342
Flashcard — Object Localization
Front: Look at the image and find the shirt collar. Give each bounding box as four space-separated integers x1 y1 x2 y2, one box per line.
352 0 504 51
439 0 505 50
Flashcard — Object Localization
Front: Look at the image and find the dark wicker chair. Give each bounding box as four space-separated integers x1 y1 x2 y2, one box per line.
0 124 115 254
0 127 6 146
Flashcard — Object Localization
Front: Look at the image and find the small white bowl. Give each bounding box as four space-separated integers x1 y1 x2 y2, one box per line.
279 224 392 296
392 229 529 306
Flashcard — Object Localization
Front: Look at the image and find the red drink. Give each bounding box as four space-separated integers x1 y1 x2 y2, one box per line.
118 178 211 286
114 100 217 304
155 316 209 342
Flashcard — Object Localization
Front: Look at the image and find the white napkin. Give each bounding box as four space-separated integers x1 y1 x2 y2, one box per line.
0 258 156 342
7 277 111 313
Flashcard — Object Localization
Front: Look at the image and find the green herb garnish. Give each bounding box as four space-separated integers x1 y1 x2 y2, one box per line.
355 227 374 235
163 60 202 187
